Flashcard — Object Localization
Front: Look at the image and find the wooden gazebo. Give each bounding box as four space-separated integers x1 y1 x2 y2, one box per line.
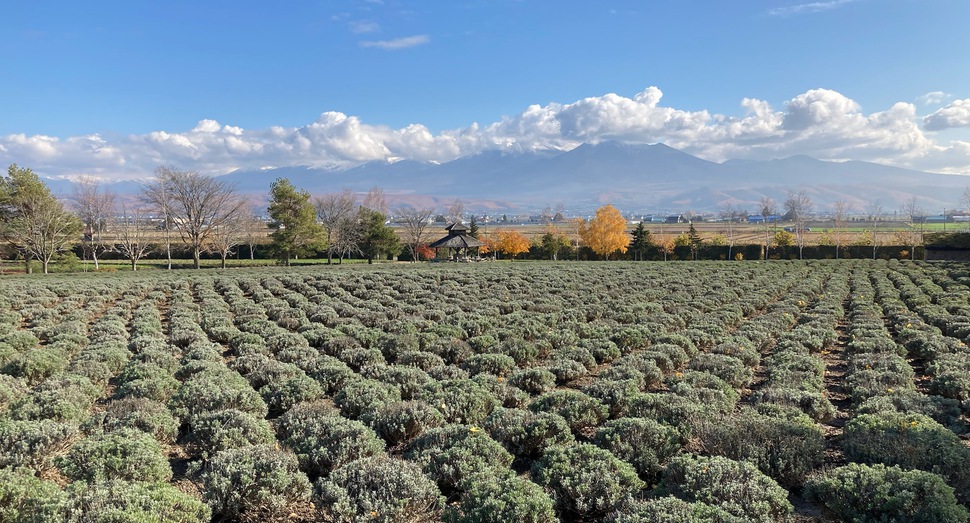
428 222 484 260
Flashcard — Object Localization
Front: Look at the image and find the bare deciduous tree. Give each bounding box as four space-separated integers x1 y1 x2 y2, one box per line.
141 166 246 269
115 202 153 271
72 178 115 270
446 199 465 224
784 190 814 259
901 195 925 260
867 200 883 260
362 187 388 215
244 205 265 260
832 199 852 259
720 204 739 260
209 207 248 268
396 206 435 262
314 190 357 264
759 196 776 259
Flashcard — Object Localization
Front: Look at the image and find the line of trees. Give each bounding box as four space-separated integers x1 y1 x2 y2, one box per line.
0 163 953 272
0 164 408 273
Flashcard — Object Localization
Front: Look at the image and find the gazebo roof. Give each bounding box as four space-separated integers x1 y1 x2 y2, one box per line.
429 222 484 249
429 234 485 249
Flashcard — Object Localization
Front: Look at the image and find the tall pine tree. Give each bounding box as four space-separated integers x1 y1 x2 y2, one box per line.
267 178 326 266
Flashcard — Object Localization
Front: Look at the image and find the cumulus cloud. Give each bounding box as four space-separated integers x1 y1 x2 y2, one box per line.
923 99 970 131
1 86 969 181
360 34 429 50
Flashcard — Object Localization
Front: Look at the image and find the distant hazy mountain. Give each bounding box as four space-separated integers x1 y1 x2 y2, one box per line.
66 142 970 213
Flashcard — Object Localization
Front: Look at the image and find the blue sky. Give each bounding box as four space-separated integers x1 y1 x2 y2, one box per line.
2 0 969 179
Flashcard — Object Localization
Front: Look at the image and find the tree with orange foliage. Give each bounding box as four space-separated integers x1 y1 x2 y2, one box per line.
496 229 531 260
578 204 630 259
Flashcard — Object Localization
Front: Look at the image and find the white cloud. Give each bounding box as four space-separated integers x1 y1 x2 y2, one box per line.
918 91 951 106
1 86 969 181
360 34 430 50
768 0 857 17
923 99 970 131
349 21 380 34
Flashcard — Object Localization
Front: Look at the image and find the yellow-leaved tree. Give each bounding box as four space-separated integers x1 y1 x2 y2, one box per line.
579 204 630 259
496 229 531 260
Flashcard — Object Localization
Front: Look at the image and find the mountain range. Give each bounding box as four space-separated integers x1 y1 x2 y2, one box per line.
49 142 970 214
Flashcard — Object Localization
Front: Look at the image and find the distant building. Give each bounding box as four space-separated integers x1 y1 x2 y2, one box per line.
747 215 781 224
665 214 686 224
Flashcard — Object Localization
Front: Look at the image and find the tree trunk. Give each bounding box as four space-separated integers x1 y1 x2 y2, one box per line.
221 255 228 269
131 259 137 271
24 258 31 274
92 250 100 270
193 247 201 269
42 259 49 274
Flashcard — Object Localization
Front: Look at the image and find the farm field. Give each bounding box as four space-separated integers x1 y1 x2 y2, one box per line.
2 260 970 522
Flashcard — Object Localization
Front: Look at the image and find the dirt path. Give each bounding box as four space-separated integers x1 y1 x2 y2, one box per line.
820 302 852 467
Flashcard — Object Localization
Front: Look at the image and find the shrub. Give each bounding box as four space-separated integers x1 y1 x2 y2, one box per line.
928 354 970 403
532 443 645 519
462 353 517 377
547 358 588 383
471 373 530 408
659 454 792 522
692 405 825 487
334 378 402 423
419 379 497 426
305 356 356 395
405 424 513 493
750 387 836 423
805 463 968 523
397 350 445 372
201 445 312 521
0 374 27 409
97 397 179 444
605 496 746 523
445 471 557 523
190 409 276 455
259 374 325 417
114 363 181 402
169 370 267 421
582 379 642 418
65 480 210 523
842 411 970 498
594 417 681 482
483 408 574 457
687 353 752 389
315 455 444 523
427 364 471 381
626 392 708 435
57 428 172 483
0 418 78 472
371 400 445 446
0 467 68 522
528 390 608 434
856 390 963 428
9 374 101 423
3 347 69 385
361 364 434 401
709 340 760 367
580 338 621 363
279 413 386 478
